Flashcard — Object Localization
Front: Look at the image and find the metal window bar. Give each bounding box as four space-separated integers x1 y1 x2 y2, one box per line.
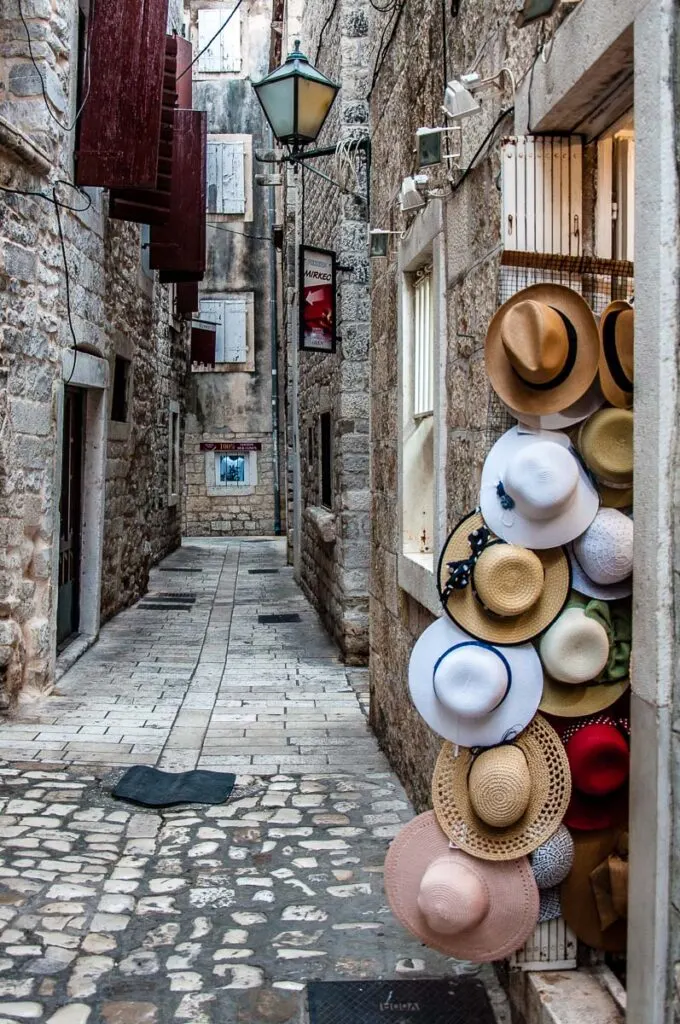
413 269 434 417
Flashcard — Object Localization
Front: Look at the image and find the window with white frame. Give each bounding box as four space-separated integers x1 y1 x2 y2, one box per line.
168 400 180 507
595 113 635 260
198 294 253 367
413 267 434 417
197 6 241 73
207 136 249 216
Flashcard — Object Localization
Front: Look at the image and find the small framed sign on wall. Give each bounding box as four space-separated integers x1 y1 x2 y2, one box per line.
299 245 336 353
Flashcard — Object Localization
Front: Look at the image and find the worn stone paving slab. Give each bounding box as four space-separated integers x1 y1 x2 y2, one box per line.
0 763 509 1023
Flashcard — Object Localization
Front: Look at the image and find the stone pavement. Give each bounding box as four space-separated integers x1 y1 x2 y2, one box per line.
0 539 511 1023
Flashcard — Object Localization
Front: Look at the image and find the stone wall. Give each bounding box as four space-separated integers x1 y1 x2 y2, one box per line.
0 0 188 702
281 0 371 664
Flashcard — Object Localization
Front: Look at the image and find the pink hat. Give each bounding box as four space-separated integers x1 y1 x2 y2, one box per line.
384 812 539 963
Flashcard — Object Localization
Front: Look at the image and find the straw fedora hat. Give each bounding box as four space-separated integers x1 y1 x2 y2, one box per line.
408 616 543 748
570 508 633 600
480 428 599 549
561 828 628 952
384 811 540 962
504 378 605 431
437 510 571 645
485 284 600 416
432 714 571 861
599 301 634 410
538 605 611 685
562 716 629 831
577 408 633 509
529 824 575 888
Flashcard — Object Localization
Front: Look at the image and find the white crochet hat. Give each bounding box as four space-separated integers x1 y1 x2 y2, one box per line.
539 606 610 685
529 825 575 888
570 508 633 600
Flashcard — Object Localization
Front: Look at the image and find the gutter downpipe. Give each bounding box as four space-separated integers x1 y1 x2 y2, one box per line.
266 132 282 536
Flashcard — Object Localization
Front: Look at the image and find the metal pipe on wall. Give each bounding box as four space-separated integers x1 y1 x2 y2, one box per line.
266 130 282 536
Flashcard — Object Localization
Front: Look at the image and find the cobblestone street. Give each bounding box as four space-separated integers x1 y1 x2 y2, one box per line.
0 540 509 1023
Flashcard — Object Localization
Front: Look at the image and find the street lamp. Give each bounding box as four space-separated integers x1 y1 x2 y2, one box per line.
253 41 340 159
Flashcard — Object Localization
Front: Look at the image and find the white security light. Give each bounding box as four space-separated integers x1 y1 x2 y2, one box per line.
442 79 481 121
415 126 462 167
400 176 428 212
369 228 401 258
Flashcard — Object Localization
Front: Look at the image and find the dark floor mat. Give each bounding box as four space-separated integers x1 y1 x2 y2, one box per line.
307 980 496 1024
112 766 235 807
258 613 301 624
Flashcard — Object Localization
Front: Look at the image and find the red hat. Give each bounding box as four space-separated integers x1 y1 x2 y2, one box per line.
562 716 629 830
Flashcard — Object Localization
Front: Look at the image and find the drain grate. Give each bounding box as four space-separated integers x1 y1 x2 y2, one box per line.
307 979 496 1024
248 569 280 575
138 603 192 611
258 613 301 624
150 593 197 602
158 567 203 573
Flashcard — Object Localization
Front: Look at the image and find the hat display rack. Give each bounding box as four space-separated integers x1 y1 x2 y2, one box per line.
385 249 634 969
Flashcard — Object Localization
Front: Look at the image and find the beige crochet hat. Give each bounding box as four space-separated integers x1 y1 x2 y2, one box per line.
538 606 610 685
432 714 571 862
578 408 633 509
438 511 571 645
599 301 634 410
384 811 540 962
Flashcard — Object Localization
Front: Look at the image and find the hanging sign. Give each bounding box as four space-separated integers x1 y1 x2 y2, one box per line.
200 442 262 452
300 245 336 352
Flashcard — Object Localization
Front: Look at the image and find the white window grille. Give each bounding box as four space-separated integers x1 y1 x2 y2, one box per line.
207 138 246 215
596 120 635 260
501 136 583 255
199 296 248 363
215 452 250 486
197 7 241 73
413 268 433 417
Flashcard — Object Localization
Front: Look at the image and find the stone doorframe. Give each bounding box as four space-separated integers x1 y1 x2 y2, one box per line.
50 350 109 677
515 0 679 1020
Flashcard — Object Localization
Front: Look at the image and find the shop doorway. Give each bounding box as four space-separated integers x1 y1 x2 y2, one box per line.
57 387 84 647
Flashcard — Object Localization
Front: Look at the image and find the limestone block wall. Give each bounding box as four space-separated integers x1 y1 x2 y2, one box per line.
183 433 276 536
0 0 188 702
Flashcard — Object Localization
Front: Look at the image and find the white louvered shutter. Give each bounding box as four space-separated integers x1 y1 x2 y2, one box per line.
197 9 223 72
199 299 225 361
501 136 583 256
207 140 245 214
222 299 247 362
221 10 241 71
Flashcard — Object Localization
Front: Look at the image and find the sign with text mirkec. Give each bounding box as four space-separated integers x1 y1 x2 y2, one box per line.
300 245 336 353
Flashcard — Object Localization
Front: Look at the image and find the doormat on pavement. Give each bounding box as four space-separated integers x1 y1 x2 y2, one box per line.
258 613 301 624
113 766 236 807
307 979 496 1024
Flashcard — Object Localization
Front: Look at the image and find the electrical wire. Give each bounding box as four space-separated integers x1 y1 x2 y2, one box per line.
177 0 245 81
368 0 407 97
449 106 514 194
368 0 401 13
17 0 94 132
314 0 340 64
208 222 272 242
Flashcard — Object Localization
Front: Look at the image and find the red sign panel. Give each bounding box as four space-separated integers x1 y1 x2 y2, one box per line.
200 442 262 452
300 246 336 352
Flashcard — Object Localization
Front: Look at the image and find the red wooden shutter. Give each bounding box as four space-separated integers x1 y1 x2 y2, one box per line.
109 34 178 224
176 36 193 110
75 0 170 188
176 282 199 315
191 325 216 365
150 109 207 282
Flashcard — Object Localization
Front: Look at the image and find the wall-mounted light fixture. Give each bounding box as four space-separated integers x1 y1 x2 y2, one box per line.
515 0 581 26
369 229 402 258
443 69 516 121
415 126 462 168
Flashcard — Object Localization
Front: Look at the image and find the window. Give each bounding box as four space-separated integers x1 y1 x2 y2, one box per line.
197 293 254 369
208 138 245 214
140 224 153 280
197 7 241 73
413 268 434 417
111 356 130 422
168 401 180 507
216 453 249 486
320 412 332 509
596 115 635 260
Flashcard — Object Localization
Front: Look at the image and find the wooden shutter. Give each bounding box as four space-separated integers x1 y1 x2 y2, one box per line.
191 324 216 365
222 299 247 362
207 140 245 214
197 8 223 71
150 109 207 281
176 282 199 315
176 36 193 109
76 0 169 188
221 10 241 71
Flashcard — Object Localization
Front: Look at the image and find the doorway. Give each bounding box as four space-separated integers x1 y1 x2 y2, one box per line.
57 387 84 647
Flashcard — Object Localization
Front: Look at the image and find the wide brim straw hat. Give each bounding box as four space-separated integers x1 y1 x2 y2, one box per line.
599 301 634 410
480 427 599 549
384 811 540 962
432 714 571 861
409 616 543 748
504 378 605 431
437 510 571 645
561 828 628 952
485 284 600 416
540 674 630 718
577 408 633 509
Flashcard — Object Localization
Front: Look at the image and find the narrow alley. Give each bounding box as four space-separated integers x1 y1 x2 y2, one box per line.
0 540 508 1023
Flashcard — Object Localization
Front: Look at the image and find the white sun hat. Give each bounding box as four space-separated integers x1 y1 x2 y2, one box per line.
408 616 543 747
538 606 610 684
480 427 599 549
570 508 633 600
505 378 605 431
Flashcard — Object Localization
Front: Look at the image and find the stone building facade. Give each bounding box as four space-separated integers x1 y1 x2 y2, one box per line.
182 0 282 539
0 0 189 703
275 0 371 664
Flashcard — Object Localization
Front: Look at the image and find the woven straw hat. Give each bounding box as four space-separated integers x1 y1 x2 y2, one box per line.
599 301 634 409
438 511 571 645
570 509 633 600
485 284 600 416
539 606 610 685
384 811 540 962
408 616 543 748
562 716 630 831
539 673 630 718
480 428 599 549
529 825 575 888
432 714 571 861
578 408 633 509
504 378 605 431
561 828 628 951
